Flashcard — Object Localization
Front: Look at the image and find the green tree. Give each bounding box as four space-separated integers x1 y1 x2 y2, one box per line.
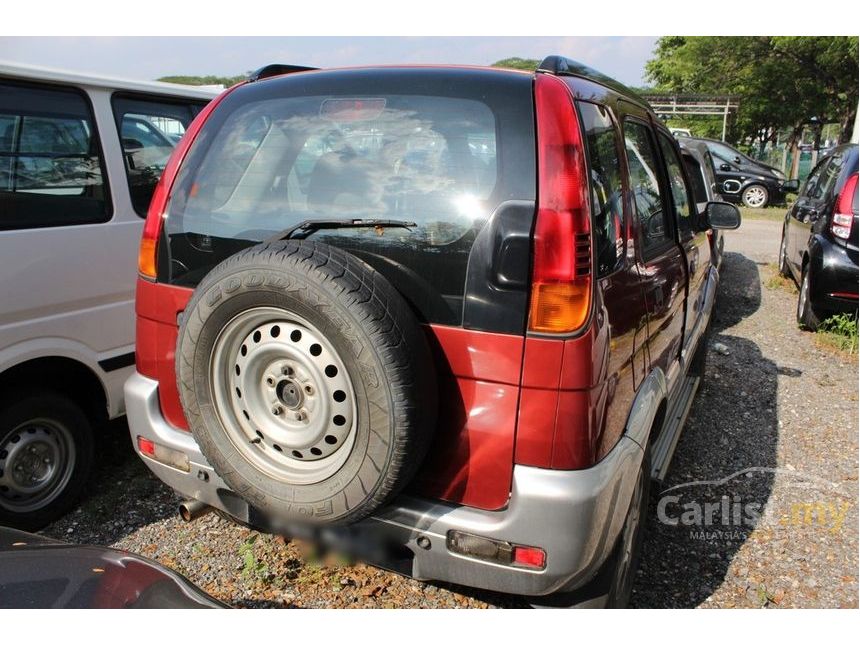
646 36 858 150
490 57 541 71
157 74 248 86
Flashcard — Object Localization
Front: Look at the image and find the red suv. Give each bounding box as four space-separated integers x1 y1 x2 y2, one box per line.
125 56 740 607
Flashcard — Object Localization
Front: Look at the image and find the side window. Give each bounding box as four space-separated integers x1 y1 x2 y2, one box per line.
112 94 204 217
817 152 845 200
802 158 831 199
578 101 625 277
623 120 672 254
683 154 708 204
658 133 694 234
0 81 109 230
707 141 740 167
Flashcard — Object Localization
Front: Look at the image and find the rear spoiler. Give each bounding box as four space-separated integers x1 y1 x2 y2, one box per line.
248 64 318 82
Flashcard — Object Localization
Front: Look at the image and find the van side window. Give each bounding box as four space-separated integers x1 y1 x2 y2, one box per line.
112 94 204 217
657 133 694 235
578 101 624 277
623 120 672 253
0 81 109 230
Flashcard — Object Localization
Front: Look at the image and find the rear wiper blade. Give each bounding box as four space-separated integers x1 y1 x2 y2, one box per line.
264 218 417 244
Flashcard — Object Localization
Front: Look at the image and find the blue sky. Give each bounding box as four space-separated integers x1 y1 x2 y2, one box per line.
0 37 657 86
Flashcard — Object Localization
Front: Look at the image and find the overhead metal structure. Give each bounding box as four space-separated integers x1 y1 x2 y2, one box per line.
641 94 740 141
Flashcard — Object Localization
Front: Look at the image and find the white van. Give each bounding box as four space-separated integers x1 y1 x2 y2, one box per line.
0 62 217 529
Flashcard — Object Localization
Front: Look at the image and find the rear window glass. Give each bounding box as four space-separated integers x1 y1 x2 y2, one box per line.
162 76 534 325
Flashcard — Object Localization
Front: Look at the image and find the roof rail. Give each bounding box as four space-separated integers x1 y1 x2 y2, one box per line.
537 55 649 109
248 64 318 83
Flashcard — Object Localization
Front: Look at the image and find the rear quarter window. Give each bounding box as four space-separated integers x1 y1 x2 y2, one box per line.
163 71 536 326
578 101 625 277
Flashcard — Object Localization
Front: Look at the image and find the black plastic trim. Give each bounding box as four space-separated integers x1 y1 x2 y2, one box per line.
98 351 136 372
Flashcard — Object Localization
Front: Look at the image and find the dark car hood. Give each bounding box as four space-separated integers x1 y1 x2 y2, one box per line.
0 527 225 608
748 159 782 177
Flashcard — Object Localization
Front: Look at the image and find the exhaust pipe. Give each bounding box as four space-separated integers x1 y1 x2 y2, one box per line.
179 499 212 522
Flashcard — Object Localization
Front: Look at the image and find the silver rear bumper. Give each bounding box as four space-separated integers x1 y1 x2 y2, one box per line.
125 372 644 597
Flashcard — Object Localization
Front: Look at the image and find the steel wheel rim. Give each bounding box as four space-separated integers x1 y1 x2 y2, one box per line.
0 419 76 513
210 306 357 485
744 186 767 207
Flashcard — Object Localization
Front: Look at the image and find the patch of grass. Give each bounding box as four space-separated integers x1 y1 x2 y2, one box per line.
763 263 796 293
239 534 268 580
739 206 787 222
816 313 858 355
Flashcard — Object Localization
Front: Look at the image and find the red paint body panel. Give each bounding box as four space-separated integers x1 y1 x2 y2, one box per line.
412 325 523 510
514 331 597 470
134 284 525 510
135 279 192 431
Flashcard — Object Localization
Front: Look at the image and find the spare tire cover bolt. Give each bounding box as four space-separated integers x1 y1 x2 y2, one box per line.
417 536 431 550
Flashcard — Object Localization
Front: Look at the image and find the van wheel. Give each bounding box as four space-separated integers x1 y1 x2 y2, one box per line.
0 391 94 531
528 448 650 608
741 184 769 209
797 264 821 331
176 240 437 526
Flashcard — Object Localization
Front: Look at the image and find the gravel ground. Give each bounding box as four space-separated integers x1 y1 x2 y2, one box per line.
41 218 858 608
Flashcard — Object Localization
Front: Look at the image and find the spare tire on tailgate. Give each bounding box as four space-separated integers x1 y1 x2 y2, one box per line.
176 240 437 525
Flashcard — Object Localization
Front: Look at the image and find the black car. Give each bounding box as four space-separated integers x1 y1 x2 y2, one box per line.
779 143 858 330
680 137 796 209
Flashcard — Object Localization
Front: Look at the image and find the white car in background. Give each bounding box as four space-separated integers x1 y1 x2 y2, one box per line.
0 62 217 530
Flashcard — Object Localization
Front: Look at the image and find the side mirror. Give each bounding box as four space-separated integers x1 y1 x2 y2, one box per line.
704 201 741 230
719 163 732 172
782 179 800 193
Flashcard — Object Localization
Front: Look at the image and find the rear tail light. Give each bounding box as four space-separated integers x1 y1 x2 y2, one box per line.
528 73 592 334
138 83 244 280
831 173 858 242
446 531 546 570
137 435 190 472
512 545 547 569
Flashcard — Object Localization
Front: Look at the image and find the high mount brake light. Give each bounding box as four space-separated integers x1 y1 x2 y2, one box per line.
320 97 386 122
137 83 244 280
528 74 592 334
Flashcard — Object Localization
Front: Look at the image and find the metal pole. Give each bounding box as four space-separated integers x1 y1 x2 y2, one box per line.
722 98 729 141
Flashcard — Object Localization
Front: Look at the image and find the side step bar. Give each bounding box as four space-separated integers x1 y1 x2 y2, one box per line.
650 374 701 481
